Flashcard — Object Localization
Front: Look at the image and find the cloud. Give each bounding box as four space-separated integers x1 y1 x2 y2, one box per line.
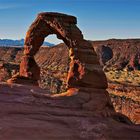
0 4 16 10
0 4 28 10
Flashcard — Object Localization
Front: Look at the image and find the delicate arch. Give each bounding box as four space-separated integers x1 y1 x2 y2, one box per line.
8 12 107 90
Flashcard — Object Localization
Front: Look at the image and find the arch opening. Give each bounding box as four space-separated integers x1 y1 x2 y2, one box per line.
43 34 63 46
36 34 69 94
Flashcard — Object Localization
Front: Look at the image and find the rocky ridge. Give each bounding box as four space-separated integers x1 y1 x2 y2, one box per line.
92 39 140 71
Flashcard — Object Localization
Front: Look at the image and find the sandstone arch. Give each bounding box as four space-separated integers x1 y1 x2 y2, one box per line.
7 12 115 112
9 12 107 89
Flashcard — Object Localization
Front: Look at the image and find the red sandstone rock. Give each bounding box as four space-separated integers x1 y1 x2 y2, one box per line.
0 83 140 140
8 13 108 91
3 41 140 124
8 12 110 112
19 55 40 81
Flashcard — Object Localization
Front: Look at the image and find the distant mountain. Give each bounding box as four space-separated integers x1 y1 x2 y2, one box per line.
0 39 54 47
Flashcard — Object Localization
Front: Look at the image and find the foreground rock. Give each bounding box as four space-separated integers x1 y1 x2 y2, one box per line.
0 83 140 140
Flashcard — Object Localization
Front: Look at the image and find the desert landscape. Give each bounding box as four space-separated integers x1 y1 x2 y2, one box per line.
0 0 140 139
0 11 140 140
1 38 140 124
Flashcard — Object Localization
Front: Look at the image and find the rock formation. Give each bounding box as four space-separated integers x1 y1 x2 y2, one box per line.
0 83 140 140
6 12 138 115
1 40 140 124
9 12 107 88
92 39 140 70
3 12 140 139
7 12 111 112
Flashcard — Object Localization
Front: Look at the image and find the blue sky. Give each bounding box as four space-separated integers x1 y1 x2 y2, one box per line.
0 0 140 44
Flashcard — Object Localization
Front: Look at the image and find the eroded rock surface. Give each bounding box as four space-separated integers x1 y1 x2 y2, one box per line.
0 83 140 140
93 39 140 70
1 42 140 124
